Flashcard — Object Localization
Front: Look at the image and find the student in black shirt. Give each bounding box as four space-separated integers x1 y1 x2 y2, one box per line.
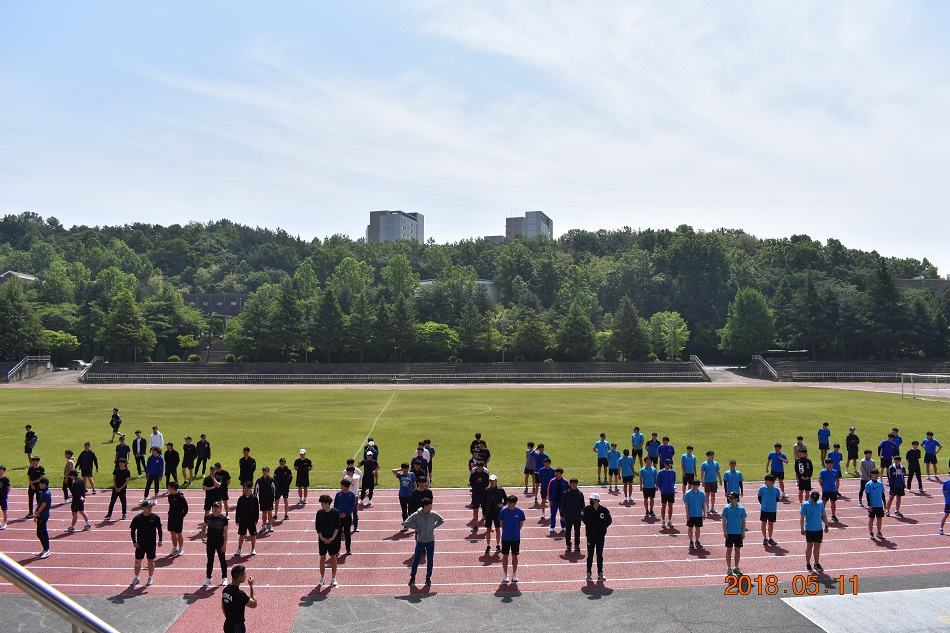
109 408 122 443
410 477 433 516
66 470 91 532
314 494 341 588
163 443 180 487
254 468 277 533
114 435 132 466
469 433 483 455
201 502 229 586
358 452 379 505
906 441 924 492
131 430 147 477
26 457 45 518
25 425 38 464
293 450 313 505
202 464 223 515
273 458 292 521
181 436 197 485
234 482 259 556
216 464 233 513
238 448 256 484
106 459 132 520
76 443 99 495
477 441 491 466
0 464 10 529
222 565 256 633
469 463 490 533
195 434 211 477
166 481 189 556
130 500 163 587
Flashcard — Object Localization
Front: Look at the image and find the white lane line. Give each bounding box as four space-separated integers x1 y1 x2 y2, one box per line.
353 390 396 461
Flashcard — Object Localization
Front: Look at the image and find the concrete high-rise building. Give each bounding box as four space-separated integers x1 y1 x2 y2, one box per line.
366 210 424 243
505 211 553 241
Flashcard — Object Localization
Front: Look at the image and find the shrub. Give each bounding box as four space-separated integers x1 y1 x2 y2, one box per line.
226 354 236 363
166 355 181 362
188 354 201 363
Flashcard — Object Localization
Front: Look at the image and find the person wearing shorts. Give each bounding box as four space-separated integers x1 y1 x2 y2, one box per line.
273 458 292 520
646 433 661 468
254 468 276 533
800 491 828 573
631 427 645 468
701 451 722 513
886 456 906 517
315 495 341 588
722 492 747 576
130 499 163 586
818 422 831 463
181 436 197 485
537 458 555 520
469 462 489 531
498 496 526 583
235 482 259 556
594 433 610 484
65 470 90 533
818 459 839 522
922 431 942 479
680 446 697 494
606 443 621 492
639 457 658 518
358 452 379 505
865 469 886 539
683 479 706 549
294 449 312 505
523 442 538 494
878 434 898 471
0 465 10 530
77 443 99 495
795 449 814 503
845 426 860 475
482 474 506 554
766 444 789 500
619 449 635 503
656 459 676 528
939 478 949 535
758 474 781 545
166 481 188 556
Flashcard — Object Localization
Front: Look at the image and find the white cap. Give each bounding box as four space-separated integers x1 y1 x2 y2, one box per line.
368 441 374 446
488 474 498 481
366 451 373 457
299 449 306 454
590 493 601 501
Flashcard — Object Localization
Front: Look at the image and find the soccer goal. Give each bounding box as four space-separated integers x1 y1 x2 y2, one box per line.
901 373 950 401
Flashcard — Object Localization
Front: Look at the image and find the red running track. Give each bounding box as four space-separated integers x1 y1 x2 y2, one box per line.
1 479 948 632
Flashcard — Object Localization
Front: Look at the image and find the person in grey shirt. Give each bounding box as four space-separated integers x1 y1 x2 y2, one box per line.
403 498 444 586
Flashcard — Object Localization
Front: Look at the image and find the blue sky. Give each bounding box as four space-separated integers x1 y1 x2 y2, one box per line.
2 1 948 273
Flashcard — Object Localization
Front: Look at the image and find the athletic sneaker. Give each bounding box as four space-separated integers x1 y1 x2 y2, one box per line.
548 527 554 533
368 500 373 507
876 532 884 538
250 548 256 556
202 578 211 587
25 513 34 519
597 478 602 484
408 577 415 586
146 577 153 587
424 577 431 585
38 550 50 559
869 532 875 540
894 511 904 518
82 523 91 531
814 563 823 572
689 540 695 549
496 545 501 553
768 538 776 546
940 529 944 535
121 514 127 520
0 524 6 530
131 576 140 585
668 521 674 528
330 578 338 587
524 487 529 494
503 575 509 583
235 549 242 556
763 538 769 546
104 514 113 520
470 527 477 533
221 578 228 586
486 545 491 555
726 567 732 576
733 567 741 576
512 574 518 582
858 501 864 507
695 541 703 548
831 515 838 522
585 572 592 581
540 514 546 520
317 577 325 587
353 527 360 532
805 563 813 572
65 526 74 533
597 573 606 582
885 510 890 517
574 546 580 552
284 514 289 520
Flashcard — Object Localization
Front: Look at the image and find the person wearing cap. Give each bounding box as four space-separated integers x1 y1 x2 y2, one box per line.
130 499 163 586
24 424 38 464
886 455 906 517
106 458 132 520
795 447 814 504
26 456 45 518
878 433 899 471
235 482 260 556
562 478 585 553
33 477 52 558
222 565 257 632
858 449 875 508
537 457 556 520
273 458 292 521
800 490 829 574
593 433 610 485
108 407 122 443
404 497 444 586
606 442 622 493
817 422 832 464
722 492 747 576
238 447 256 485
765 444 788 501
114 434 131 468
639 457 658 519
255 467 277 533
865 468 886 539
905 441 924 492
132 430 148 477
0 465 10 529
845 426 860 475
166 480 188 556
358 451 379 506
394 463 417 529
164 442 180 488
818 458 840 522
62 450 76 503
723 460 744 498
314 494 341 588
293 450 313 506
656 459 677 528
683 479 707 550
149 426 165 453
410 476 433 518
581 492 612 582
65 470 91 533
144 447 164 501
181 436 197 485
469 461 490 532
334 479 357 556
76 442 99 496
547 468 569 533
757 474 781 546
499 495 526 583
922 431 942 480
195 434 211 478
482 474 506 554
201 501 230 587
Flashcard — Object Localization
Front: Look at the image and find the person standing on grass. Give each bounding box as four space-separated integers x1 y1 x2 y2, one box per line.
273 458 292 520
865 469 886 539
631 426 645 468
24 425 38 464
722 492 747 576
144 447 164 501
395 463 417 530
606 443 622 493
130 499 163 587
800 491 829 574
477 440 491 467
792 436 808 463
680 445 697 494
238 448 256 487
62 450 75 503
405 498 444 586
939 478 950 535
469 461 490 531
314 494 341 588
109 408 122 443
499 495 526 584
886 455 906 517
619 449 635 503
163 442 180 487
148 426 164 453
817 422 831 464
181 436 197 485
294 449 313 506
132 430 147 478
683 479 706 550
547 468 569 533
65 470 91 533
582 493 612 582
594 433 610 485
819 459 840 523
858 450 875 508
202 463 223 517
222 565 256 633
646 433 661 469
723 460 744 499
26 456 45 518
358 451 379 506
201 501 229 587
923 431 942 480
34 478 52 558
0 465 10 530
195 434 211 478
905 441 924 492
105 459 131 520
114 435 131 468
845 427 860 475
758 474 781 546
166 481 188 556
254 467 276 533
538 458 556 520
657 459 677 528
523 442 538 494
878 433 898 471
702 451 723 513
470 433 483 455
235 482 259 557
562 478 585 553
639 457 658 518
77 442 99 495
334 479 357 556
766 444 789 501
795 448 814 504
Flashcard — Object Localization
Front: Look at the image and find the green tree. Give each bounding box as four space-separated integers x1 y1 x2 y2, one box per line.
314 287 345 363
511 308 551 362
271 277 306 362
865 259 909 360
610 296 651 361
414 321 460 361
329 256 374 313
0 279 43 358
346 291 376 363
380 254 419 300
717 288 776 361
39 329 80 364
456 301 487 362
648 311 690 361
223 285 276 362
96 289 157 361
391 293 417 362
556 301 598 361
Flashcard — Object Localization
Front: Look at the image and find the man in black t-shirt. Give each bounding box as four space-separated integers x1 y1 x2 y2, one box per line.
130 500 163 587
202 502 229 586
234 483 259 556
273 458 292 520
222 565 256 633
114 435 132 466
254 468 277 533
202 464 223 515
106 459 132 520
238 448 256 484
26 457 45 518
109 408 122 443
181 436 197 485
217 464 233 514
195 434 211 477
314 494 341 588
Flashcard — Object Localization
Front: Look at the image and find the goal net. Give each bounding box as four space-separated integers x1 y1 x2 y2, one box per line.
901 373 950 401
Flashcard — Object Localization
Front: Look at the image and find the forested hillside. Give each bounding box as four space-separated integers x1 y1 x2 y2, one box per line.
0 212 947 365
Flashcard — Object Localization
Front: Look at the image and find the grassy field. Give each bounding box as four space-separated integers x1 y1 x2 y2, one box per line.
0 386 946 489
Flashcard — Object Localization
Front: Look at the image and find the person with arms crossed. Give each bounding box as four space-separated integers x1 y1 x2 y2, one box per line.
683 479 706 550
222 565 256 633
656 459 677 528
766 444 789 501
582 493 612 582
201 501 229 587
800 491 829 574
314 494 341 587
405 498 445 586
166 480 188 556
722 492 747 576
922 431 942 480
865 469 886 539
858 449 875 508
701 451 723 513
130 499 163 586
758 474 781 546
499 495 526 583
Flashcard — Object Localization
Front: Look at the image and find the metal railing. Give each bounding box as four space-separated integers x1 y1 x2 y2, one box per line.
5 355 51 382
791 372 902 382
0 550 120 633
79 356 103 381
689 355 711 381
751 355 779 381
81 371 706 384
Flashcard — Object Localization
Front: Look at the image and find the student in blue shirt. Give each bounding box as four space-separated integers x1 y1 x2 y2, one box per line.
680 446 697 494
885 456 906 518
393 463 417 530
757 474 781 546
606 443 621 493
619 449 635 503
722 492 747 576
828 444 844 492
594 433 610 484
939 478 950 535
656 460 677 529
498 496 526 583
818 459 840 523
723 460 744 498
865 469 885 539
701 451 723 514
922 431 942 480
523 442 538 495
538 458 556 520
818 422 831 463
891 428 903 450
683 479 706 549
799 491 828 574
658 437 675 472
631 427 645 468
533 444 549 502
639 458 658 519
878 434 898 470
766 444 789 501
333 480 357 556
646 433 661 467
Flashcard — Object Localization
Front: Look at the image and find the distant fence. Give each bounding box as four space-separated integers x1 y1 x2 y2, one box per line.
791 372 902 382
5 355 51 382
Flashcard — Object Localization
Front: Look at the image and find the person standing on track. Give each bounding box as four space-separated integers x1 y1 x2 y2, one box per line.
334 479 357 556
132 430 147 478
34 477 51 558
314 494 341 588
523 442 538 494
657 459 677 528
792 436 808 464
394 463 417 531
722 492 747 577
923 431 942 480
619 449 635 503
939 477 950 535
0 465 10 530
701 451 723 513
181 436 197 485
499 495 526 584
202 463 223 517
26 456 45 518
144 447 164 501
201 501 229 587
105 458 131 520
195 434 211 478
680 445 697 494
238 448 256 487
62 450 76 503
800 491 829 574
858 450 875 508
606 443 621 493
222 565 256 633
109 408 122 443
684 479 706 550
547 468 569 534
358 451 379 506
581 493 612 582
405 498 444 586
905 441 924 492
657 437 675 478
217 463 233 514
865 468 886 539
533 444 549 502
631 426 645 469
886 455 907 517
469 462 490 532
639 457 658 519
766 444 789 501
845 427 860 475
294 449 313 506
482 474 506 555
273 458 292 520
235 482 259 557
758 474 781 546
166 480 188 556
343 465 361 532
410 476 433 519
65 470 91 533
163 442 180 487
795 448 814 504
878 433 898 471
130 499 163 586
254 467 277 533
562 478 585 554
594 433 610 485
537 458 556 520
77 442 99 495
148 426 164 453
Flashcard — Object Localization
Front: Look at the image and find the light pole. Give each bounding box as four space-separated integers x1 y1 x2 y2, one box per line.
131 318 140 363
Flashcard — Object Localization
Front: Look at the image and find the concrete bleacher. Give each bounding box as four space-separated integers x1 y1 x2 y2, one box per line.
82 361 708 384
772 360 950 382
